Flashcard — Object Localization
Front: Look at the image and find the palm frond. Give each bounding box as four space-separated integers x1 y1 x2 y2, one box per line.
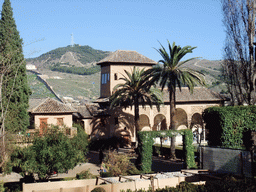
110 66 163 110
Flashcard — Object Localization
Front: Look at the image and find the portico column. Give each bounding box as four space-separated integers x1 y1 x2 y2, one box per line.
203 123 206 143
150 107 154 130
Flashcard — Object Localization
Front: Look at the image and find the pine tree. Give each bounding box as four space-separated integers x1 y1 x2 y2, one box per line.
0 0 30 133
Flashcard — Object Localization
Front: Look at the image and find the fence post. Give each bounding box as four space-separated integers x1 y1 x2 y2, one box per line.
239 152 244 176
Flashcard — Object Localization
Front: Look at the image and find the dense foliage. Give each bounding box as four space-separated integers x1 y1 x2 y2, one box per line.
0 0 31 133
137 130 196 172
31 44 109 64
50 63 100 75
71 123 89 157
8 126 88 180
183 129 197 168
203 105 256 149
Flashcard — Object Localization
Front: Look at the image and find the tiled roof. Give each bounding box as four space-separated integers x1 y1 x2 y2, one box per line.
29 98 76 114
97 50 157 65
95 87 225 104
163 87 225 103
73 104 98 118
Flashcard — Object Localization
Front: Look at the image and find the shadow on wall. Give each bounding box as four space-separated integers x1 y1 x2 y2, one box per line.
90 107 135 141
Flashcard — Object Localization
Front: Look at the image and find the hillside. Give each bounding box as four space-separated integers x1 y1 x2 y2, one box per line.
27 72 56 99
26 44 110 70
184 59 225 93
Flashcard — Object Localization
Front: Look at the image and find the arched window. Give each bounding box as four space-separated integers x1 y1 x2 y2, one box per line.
153 114 167 131
114 73 118 80
138 114 150 131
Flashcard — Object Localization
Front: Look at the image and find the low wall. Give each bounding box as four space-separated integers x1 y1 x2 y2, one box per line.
202 147 252 177
23 179 96 192
22 171 198 192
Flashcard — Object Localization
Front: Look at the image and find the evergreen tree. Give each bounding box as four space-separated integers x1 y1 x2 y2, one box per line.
0 0 30 133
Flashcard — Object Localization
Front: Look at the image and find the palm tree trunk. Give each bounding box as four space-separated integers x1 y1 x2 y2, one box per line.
134 97 139 146
169 87 176 159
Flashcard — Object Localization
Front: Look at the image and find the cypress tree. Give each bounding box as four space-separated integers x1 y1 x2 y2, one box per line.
0 0 30 133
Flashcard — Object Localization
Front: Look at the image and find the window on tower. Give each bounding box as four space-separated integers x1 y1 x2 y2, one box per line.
101 73 110 84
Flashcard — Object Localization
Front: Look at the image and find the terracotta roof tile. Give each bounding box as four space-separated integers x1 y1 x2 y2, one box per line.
29 98 76 114
97 50 157 65
73 104 98 118
163 87 225 102
96 87 225 103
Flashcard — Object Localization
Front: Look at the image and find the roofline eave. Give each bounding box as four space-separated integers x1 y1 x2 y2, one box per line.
97 61 156 66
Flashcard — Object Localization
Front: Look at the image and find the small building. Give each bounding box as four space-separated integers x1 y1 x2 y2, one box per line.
28 98 76 135
26 64 37 70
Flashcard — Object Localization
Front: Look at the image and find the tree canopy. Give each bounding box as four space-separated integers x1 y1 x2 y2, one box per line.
8 126 88 181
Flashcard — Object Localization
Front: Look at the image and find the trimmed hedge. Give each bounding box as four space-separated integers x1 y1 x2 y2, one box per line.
183 129 197 168
137 129 196 172
203 106 256 149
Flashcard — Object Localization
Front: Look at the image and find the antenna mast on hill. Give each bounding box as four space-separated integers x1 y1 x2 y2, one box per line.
71 33 74 47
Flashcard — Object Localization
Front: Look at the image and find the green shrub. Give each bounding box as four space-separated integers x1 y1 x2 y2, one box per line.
91 187 106 192
103 150 139 177
3 182 21 192
100 171 112 178
203 106 256 149
183 130 197 169
76 169 95 179
0 181 4 192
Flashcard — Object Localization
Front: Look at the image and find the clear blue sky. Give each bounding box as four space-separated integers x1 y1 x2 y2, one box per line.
9 0 224 62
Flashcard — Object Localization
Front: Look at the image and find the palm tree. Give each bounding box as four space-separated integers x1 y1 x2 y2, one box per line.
110 66 163 142
147 41 206 159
